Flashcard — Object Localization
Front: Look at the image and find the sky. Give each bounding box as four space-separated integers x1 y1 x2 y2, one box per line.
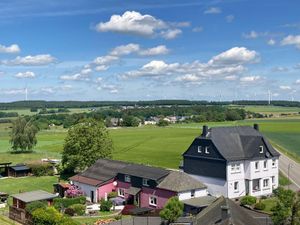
0 0 300 102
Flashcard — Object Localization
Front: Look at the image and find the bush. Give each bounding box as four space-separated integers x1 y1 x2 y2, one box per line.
25 201 47 214
108 191 118 199
240 196 257 206
54 196 86 211
28 163 54 176
157 119 169 127
70 204 85 216
64 207 75 216
65 185 84 198
100 199 112 212
32 207 77 225
254 201 266 210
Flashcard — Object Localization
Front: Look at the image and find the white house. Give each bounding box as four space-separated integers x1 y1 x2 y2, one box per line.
181 124 280 199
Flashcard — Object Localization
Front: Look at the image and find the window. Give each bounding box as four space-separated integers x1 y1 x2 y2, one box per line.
197 146 202 153
231 163 241 173
191 190 195 198
149 196 157 206
125 175 131 183
143 178 150 186
234 181 239 192
263 179 269 188
259 146 264 153
231 165 235 171
272 176 275 184
263 160 268 169
118 188 125 197
255 161 259 171
272 159 276 168
205 146 210 154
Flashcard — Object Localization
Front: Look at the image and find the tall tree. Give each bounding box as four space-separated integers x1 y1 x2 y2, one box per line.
62 119 113 172
10 117 38 152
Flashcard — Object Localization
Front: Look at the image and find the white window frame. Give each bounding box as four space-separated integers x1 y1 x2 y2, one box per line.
234 181 239 192
205 146 210 154
197 146 202 153
149 196 157 207
125 175 131 183
118 188 125 197
272 176 275 184
231 163 241 173
255 161 260 171
143 178 150 187
263 160 268 170
263 179 269 188
259 146 264 153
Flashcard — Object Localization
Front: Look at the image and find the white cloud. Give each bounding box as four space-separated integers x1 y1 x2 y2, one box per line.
272 66 289 72
226 15 235 23
209 47 259 65
240 76 262 83
281 35 300 49
192 26 203 32
1 54 56 66
0 44 20 54
60 73 90 81
243 30 258 39
279 85 292 90
224 75 238 81
204 7 222 14
95 65 109 71
296 79 300 84
295 63 300 70
97 84 119 93
15 71 35 78
95 11 184 39
109 43 140 56
175 74 202 82
268 39 276 45
160 29 182 39
2 88 25 95
138 45 169 56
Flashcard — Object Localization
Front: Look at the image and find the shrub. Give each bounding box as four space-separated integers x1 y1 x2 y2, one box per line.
28 163 54 176
254 201 266 210
25 201 47 214
108 191 118 199
65 185 84 198
160 197 184 223
240 196 257 206
32 207 77 225
100 199 112 212
64 207 75 216
157 119 169 127
54 196 86 211
114 215 122 220
70 204 85 216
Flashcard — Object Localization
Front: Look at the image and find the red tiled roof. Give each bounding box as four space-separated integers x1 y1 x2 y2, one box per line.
69 175 102 186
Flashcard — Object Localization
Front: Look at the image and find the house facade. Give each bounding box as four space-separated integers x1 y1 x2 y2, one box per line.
182 124 280 199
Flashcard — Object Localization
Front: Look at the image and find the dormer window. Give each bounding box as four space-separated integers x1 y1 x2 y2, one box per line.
197 146 202 153
259 146 264 153
143 178 150 186
205 146 210 154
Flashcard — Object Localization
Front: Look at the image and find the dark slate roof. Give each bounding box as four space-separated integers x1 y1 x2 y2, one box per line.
195 196 260 225
12 190 57 203
70 159 131 185
10 165 30 171
182 196 217 208
187 126 280 161
121 164 169 181
157 170 206 192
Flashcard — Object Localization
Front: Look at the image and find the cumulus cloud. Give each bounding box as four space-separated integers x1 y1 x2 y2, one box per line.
15 71 36 78
0 44 20 54
243 30 258 39
122 47 259 83
296 79 300 84
97 84 119 93
226 15 235 23
204 7 222 14
272 66 289 72
1 88 26 95
109 43 140 56
95 11 186 39
240 76 262 83
279 85 292 90
268 39 276 45
138 45 169 56
1 54 56 66
281 35 300 49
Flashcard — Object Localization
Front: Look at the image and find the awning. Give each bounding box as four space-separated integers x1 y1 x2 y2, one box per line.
125 187 141 196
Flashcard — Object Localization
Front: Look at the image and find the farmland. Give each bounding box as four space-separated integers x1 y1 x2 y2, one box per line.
1 117 300 168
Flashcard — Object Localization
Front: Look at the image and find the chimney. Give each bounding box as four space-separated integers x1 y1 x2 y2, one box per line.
202 125 208 137
254 124 259 131
221 205 230 220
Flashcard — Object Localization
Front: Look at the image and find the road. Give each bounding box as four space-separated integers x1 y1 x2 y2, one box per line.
279 150 300 191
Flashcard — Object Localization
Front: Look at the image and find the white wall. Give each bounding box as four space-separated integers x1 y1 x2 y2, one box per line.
189 174 227 197
73 181 97 202
227 161 246 198
178 188 207 201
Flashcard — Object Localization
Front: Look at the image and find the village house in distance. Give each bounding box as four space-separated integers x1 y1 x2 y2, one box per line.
181 124 280 199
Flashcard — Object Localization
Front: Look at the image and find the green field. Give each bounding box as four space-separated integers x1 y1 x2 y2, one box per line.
1 118 300 168
231 105 300 116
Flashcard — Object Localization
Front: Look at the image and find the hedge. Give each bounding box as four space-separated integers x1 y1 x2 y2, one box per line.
240 196 257 206
28 163 54 176
53 196 86 210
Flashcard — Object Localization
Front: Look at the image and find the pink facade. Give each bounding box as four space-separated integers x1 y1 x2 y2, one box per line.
97 179 116 201
116 181 176 209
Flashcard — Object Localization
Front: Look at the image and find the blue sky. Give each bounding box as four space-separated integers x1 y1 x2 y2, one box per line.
0 0 300 102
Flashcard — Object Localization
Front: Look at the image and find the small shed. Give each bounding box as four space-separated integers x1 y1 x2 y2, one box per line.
8 164 30 177
11 190 57 209
0 162 12 177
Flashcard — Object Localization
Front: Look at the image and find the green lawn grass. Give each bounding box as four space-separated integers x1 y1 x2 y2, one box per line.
261 197 277 214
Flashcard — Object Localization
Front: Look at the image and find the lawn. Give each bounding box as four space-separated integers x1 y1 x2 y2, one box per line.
261 197 277 214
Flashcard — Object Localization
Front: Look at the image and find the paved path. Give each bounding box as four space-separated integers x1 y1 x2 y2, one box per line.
278 149 300 191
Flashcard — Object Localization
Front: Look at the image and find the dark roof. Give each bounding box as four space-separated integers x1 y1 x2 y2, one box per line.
70 159 131 185
12 190 57 203
121 164 169 181
10 165 30 171
182 196 217 208
125 187 141 196
194 196 260 225
186 126 280 161
157 170 206 192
